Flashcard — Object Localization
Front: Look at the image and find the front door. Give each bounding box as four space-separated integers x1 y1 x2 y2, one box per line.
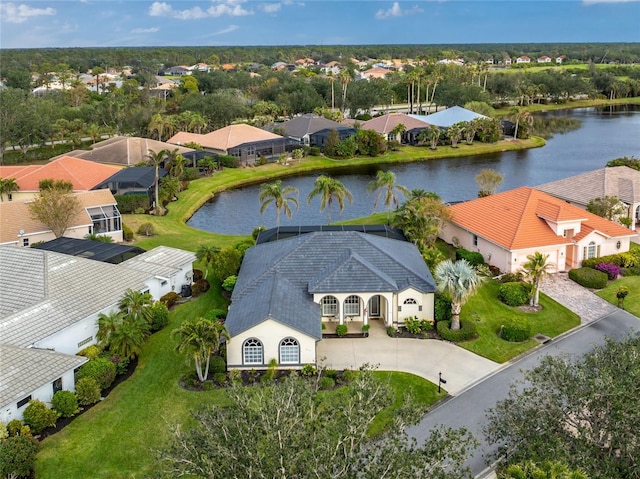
368 296 380 317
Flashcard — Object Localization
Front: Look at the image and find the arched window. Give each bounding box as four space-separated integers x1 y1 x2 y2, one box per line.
403 298 417 305
321 296 338 316
344 295 360 316
243 338 263 365
279 337 299 364
587 241 597 259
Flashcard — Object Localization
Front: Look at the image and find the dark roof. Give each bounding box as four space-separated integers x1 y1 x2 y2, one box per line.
256 224 407 244
93 167 168 190
226 231 437 338
267 114 353 139
32 237 145 264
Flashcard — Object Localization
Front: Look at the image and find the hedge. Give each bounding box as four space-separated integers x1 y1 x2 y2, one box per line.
498 282 532 307
455 248 485 266
437 319 478 342
114 194 149 214
499 317 531 342
569 267 608 289
434 293 452 322
581 249 640 269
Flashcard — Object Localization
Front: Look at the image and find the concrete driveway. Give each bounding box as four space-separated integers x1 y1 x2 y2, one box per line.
317 322 501 395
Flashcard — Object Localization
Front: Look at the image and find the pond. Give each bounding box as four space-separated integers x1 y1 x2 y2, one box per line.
187 105 640 236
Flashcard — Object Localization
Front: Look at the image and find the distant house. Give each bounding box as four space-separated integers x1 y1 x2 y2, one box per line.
516 56 531 64
504 57 512 66
168 124 298 166
225 230 437 369
409 105 489 129
0 156 120 202
359 113 431 144
0 244 194 422
163 66 191 76
556 55 567 64
537 56 552 63
357 67 393 81
92 166 168 206
265 114 356 148
439 187 635 274
0 189 124 246
535 166 640 232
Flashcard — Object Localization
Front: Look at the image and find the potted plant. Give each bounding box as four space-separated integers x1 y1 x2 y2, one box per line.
361 324 370 337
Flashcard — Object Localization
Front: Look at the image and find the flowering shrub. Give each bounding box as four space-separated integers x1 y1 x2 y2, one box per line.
594 262 620 280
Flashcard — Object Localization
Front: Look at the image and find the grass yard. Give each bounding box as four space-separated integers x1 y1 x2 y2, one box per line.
596 275 640 318
458 280 580 363
36 288 440 479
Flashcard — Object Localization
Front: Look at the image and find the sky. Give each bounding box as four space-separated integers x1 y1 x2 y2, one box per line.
0 0 639 49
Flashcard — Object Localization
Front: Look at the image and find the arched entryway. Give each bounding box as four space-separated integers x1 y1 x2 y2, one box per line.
367 295 389 327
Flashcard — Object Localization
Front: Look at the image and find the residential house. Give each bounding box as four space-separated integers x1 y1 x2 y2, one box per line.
359 113 431 144
535 166 640 232
225 230 437 369
162 66 191 76
409 105 489 128
357 67 393 81
189 63 211 73
265 114 356 148
439 187 635 274
92 166 168 207
0 189 124 246
516 56 531 64
0 156 120 202
168 124 298 166
0 244 194 421
556 55 567 64
504 57 512 66
537 56 552 63
58 136 193 167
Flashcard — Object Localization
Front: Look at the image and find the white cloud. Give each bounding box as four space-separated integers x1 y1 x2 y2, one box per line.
132 27 160 33
583 0 638 3
211 24 239 35
0 2 56 24
259 3 282 13
149 1 252 20
375 2 423 19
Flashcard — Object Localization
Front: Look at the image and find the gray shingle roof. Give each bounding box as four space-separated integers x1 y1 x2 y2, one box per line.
0 344 87 408
0 246 150 347
267 114 351 139
226 231 436 338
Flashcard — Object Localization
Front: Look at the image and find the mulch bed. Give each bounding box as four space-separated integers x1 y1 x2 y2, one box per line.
391 329 441 340
517 304 544 313
36 358 138 440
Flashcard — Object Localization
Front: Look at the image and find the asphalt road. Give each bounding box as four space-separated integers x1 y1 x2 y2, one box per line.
406 308 640 478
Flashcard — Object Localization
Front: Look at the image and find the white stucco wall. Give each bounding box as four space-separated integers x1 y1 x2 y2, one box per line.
227 319 317 369
395 289 435 324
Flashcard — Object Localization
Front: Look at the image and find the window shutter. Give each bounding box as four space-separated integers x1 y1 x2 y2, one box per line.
597 245 601 257
583 246 587 259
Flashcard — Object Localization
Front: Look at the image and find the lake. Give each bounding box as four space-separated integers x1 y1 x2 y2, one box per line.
188 105 640 235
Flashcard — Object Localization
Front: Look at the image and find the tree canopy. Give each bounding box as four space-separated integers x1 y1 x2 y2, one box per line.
28 188 81 238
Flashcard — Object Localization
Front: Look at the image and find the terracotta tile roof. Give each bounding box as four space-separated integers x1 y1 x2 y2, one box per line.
0 165 41 180
360 113 430 134
447 187 633 250
3 157 119 192
0 189 117 244
168 124 283 151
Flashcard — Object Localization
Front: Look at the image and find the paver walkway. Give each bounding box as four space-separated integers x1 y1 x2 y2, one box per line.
317 322 500 396
540 272 616 324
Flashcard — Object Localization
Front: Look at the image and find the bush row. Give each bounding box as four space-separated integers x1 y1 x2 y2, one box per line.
437 319 478 342
568 267 608 289
581 249 640 269
114 194 149 214
403 316 433 334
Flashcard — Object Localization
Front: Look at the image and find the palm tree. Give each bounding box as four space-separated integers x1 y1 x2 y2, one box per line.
119 289 154 325
389 123 406 143
447 123 463 148
108 316 149 359
434 259 484 330
169 154 187 180
366 171 409 223
307 175 353 225
0 177 19 202
259 180 299 227
511 107 533 139
96 310 125 345
521 252 554 307
172 318 230 383
145 148 169 215
195 244 220 279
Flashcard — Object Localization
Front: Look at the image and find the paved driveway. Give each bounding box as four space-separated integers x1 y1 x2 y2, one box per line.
317 322 501 395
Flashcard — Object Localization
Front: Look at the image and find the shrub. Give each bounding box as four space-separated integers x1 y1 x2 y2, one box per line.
404 316 423 334
160 291 180 308
335 324 348 337
499 317 531 342
594 262 621 280
51 390 79 418
205 308 228 321
183 167 199 181
193 269 204 282
78 344 102 360
7 419 22 437
136 222 156 236
218 154 239 168
213 373 227 386
108 355 130 376
114 194 149 214
0 423 6 440
437 320 478 342
210 355 227 375
301 364 317 377
455 248 485 266
22 400 57 434
319 377 336 390
498 282 532 307
434 293 452 322
387 326 397 337
621 266 640 277
498 271 525 283
581 250 640 269
150 302 169 332
222 275 237 292
134 207 146 214
191 278 210 296
77 357 117 391
122 224 134 241
569 267 608 289
323 368 338 379
309 146 321 156
75 377 101 405
0 435 39 478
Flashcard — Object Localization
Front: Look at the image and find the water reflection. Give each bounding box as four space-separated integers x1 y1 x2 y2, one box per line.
188 106 640 235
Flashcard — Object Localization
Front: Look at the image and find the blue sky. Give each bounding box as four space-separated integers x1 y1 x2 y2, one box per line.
0 0 639 49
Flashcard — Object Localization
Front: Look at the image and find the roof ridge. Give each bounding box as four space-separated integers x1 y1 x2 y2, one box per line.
508 187 536 249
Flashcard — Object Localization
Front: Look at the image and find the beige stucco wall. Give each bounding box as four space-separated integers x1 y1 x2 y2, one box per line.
227 319 317 369
395 288 435 324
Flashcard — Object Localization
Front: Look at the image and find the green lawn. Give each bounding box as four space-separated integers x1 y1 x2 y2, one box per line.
36 288 440 478
458 280 580 363
596 275 640 318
